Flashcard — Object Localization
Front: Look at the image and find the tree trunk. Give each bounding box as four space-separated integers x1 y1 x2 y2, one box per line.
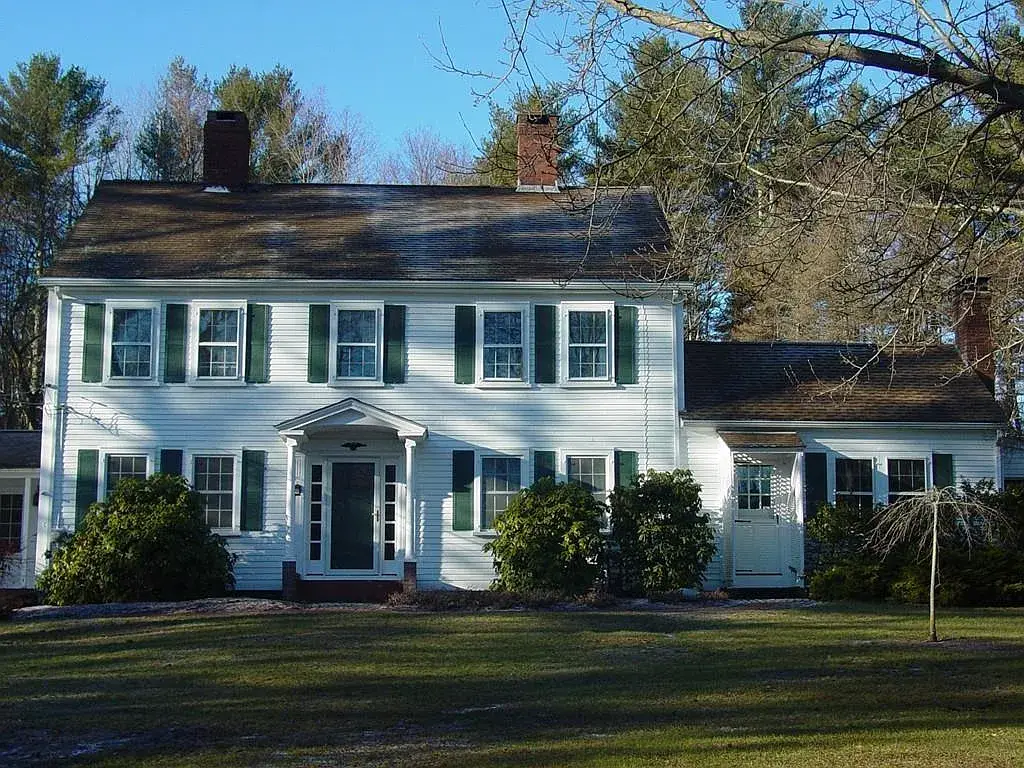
928 498 939 642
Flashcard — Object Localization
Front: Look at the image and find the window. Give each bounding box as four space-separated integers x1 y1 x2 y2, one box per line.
560 304 614 384
329 303 383 383
568 456 608 503
835 458 874 513
481 457 521 528
888 458 926 503
110 308 153 378
193 455 235 529
736 465 773 509
197 308 241 379
0 493 21 553
569 311 608 379
337 309 377 378
482 311 524 380
105 454 147 496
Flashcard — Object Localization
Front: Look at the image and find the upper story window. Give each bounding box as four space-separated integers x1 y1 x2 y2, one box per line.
888 458 925 504
835 458 873 512
475 305 529 384
198 309 240 378
329 303 384 384
110 308 153 378
337 309 378 378
560 304 614 384
736 465 772 509
98 302 159 385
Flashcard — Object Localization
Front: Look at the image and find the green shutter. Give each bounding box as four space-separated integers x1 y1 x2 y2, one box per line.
307 304 329 383
933 453 954 489
75 449 99 526
534 450 556 483
383 305 406 384
160 449 183 476
82 304 104 383
452 449 474 531
454 306 476 384
163 304 187 383
245 304 269 383
534 305 556 384
614 450 638 488
241 449 266 531
805 452 827 518
614 306 638 385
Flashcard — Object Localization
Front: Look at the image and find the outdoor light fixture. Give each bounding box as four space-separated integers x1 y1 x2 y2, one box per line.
293 483 303 497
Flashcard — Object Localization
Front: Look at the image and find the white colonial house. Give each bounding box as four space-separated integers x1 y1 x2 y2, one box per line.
20 110 1010 597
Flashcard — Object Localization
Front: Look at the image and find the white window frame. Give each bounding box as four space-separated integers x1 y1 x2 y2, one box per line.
187 449 243 533
476 303 530 387
187 301 247 386
329 301 384 386
564 451 614 529
560 302 615 386
100 451 154 498
103 301 160 386
479 454 524 530
885 456 929 504
469 451 526 534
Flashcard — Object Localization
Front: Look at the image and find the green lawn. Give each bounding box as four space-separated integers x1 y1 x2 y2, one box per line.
1 603 1023 767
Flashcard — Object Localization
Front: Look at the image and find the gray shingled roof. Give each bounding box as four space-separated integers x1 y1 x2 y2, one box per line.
684 342 1006 424
46 182 671 281
0 431 41 469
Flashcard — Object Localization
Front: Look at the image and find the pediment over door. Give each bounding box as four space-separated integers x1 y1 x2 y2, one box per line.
275 398 428 442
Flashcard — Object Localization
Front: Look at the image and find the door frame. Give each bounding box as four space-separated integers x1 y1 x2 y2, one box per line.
729 456 797 588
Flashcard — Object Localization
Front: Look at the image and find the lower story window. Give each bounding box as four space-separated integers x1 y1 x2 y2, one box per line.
482 457 521 529
0 493 21 553
106 454 147 496
568 456 607 504
194 456 235 529
888 458 925 504
835 458 874 513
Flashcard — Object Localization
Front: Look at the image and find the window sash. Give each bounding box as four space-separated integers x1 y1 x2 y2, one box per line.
194 456 235 529
197 309 240 378
568 311 609 379
105 454 147 495
568 456 607 502
888 458 926 503
481 457 521 529
736 465 773 510
0 493 22 547
482 311 524 380
336 309 379 379
110 308 153 378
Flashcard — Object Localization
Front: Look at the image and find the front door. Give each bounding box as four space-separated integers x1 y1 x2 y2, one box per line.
330 462 377 572
732 463 784 583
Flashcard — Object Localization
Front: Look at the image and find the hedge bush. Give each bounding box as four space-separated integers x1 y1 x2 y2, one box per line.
37 473 235 605
609 469 716 595
483 477 604 596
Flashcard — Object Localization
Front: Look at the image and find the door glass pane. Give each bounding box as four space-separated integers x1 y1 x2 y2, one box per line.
331 462 375 570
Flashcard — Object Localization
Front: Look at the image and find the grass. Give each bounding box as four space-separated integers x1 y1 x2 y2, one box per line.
1 603 1023 766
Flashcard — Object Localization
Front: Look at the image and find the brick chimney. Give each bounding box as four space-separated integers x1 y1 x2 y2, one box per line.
516 113 558 191
203 111 250 188
953 277 995 392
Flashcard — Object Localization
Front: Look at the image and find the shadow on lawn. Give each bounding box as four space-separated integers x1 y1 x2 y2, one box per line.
1 607 1023 765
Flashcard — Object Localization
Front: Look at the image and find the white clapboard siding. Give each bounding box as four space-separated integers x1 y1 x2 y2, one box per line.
50 291 679 591
684 422 1001 589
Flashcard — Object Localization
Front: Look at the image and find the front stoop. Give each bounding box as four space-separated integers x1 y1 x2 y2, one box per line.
296 578 403 602
726 587 808 599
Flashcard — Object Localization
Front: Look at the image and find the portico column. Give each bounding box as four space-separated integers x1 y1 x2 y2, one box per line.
283 438 297 562
403 438 418 590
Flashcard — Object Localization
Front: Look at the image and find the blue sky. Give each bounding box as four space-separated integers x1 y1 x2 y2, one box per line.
1 0 575 156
